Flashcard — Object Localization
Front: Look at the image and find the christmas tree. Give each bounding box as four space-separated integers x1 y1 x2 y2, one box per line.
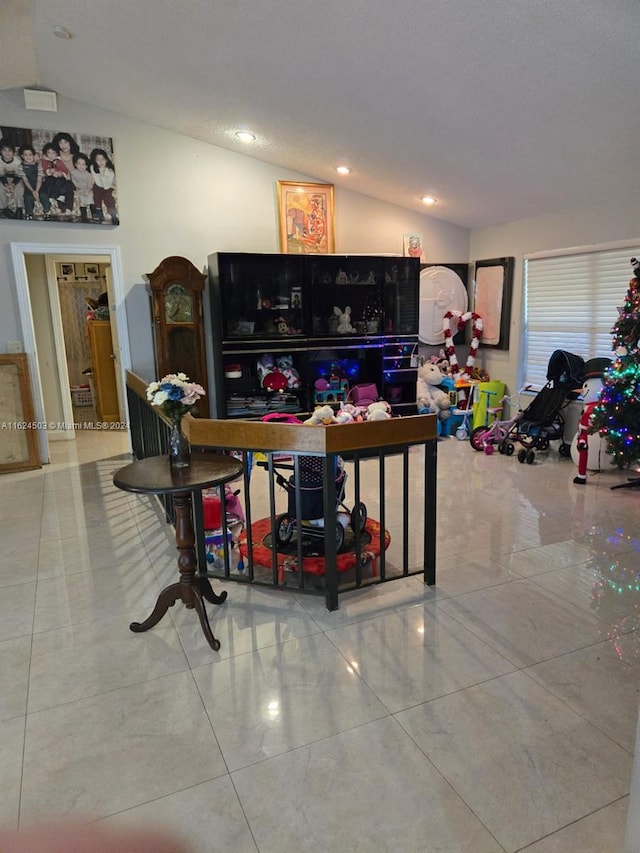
591 258 640 467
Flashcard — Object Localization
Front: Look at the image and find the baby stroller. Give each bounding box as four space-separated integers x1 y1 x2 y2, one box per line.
273 454 367 552
470 349 584 464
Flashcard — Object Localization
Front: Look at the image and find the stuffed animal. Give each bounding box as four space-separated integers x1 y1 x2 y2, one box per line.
416 362 452 425
429 349 450 375
257 353 288 393
276 354 301 389
335 402 365 423
366 400 392 421
334 306 354 334
257 353 276 386
263 370 288 393
304 404 337 425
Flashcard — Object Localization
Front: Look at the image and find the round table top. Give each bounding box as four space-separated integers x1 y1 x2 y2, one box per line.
113 453 244 496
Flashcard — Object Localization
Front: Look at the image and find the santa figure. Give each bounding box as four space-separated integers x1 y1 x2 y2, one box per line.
572 357 611 485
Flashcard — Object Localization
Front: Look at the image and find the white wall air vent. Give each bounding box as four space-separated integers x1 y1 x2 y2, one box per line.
23 89 58 111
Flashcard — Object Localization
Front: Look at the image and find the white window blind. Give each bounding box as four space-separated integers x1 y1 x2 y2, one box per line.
523 248 633 389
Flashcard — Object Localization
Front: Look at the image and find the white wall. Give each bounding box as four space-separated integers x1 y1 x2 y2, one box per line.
0 88 470 383
470 198 640 395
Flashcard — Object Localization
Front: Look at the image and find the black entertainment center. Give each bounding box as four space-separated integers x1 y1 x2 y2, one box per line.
207 252 420 419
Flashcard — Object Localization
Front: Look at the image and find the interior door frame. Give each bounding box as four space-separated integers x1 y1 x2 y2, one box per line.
10 241 131 463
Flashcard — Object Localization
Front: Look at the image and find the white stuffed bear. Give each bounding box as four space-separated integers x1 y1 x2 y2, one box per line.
304 404 337 425
416 362 452 422
366 400 392 421
334 306 354 334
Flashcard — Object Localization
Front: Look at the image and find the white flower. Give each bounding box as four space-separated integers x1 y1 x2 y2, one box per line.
146 381 159 401
151 390 169 406
176 372 188 381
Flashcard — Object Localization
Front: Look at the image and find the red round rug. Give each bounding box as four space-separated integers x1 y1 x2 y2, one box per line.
238 517 390 577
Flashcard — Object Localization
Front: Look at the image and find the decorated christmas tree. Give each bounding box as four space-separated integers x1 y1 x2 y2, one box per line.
591 258 640 467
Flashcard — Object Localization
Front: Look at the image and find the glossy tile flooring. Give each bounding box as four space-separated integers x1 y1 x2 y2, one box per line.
1 431 639 852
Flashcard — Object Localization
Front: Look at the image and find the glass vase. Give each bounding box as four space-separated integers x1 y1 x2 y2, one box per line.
169 417 191 469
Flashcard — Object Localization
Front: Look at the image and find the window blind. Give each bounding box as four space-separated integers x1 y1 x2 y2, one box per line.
523 248 633 388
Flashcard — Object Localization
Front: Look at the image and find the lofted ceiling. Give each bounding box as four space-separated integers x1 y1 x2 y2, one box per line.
3 0 640 229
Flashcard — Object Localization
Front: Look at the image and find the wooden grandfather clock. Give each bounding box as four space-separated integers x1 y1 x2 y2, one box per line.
145 256 209 396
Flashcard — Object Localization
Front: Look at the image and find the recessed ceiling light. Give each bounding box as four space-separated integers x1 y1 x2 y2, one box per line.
336 166 351 175
53 25 73 39
421 195 438 206
235 130 256 143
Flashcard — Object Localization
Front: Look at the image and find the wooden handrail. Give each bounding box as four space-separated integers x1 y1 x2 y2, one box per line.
183 413 436 452
127 370 437 452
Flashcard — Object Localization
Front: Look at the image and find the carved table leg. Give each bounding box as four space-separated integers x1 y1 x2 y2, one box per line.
130 490 225 651
189 586 221 651
199 576 228 605
130 582 181 633
173 491 222 649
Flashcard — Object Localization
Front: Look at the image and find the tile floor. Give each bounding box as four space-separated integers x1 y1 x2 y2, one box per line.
1 430 639 852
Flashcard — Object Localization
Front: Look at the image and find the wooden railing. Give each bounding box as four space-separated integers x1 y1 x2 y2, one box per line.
126 371 437 610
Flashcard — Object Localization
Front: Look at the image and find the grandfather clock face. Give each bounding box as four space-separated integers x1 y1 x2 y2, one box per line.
165 283 194 324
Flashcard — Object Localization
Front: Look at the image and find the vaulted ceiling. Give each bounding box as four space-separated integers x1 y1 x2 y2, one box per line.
3 0 640 229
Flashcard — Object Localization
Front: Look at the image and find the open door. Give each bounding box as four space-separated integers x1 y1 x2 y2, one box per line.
10 242 132 462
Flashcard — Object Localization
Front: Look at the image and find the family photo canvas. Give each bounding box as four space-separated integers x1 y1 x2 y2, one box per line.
0 124 119 225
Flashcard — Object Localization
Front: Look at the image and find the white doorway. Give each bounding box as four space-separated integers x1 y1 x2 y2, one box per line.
10 242 131 463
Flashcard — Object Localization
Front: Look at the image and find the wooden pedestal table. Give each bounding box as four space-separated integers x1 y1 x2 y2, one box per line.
113 454 243 650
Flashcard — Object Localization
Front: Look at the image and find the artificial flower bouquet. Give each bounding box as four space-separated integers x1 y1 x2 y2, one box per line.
146 373 206 421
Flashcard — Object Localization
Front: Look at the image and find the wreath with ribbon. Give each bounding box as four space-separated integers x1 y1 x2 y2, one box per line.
442 311 484 378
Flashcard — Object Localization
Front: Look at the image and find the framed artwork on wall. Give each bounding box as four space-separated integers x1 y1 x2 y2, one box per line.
277 180 335 254
61 263 75 277
403 232 424 261
472 257 514 349
0 124 118 225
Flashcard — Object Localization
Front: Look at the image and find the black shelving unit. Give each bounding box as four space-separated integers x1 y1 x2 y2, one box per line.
208 253 419 419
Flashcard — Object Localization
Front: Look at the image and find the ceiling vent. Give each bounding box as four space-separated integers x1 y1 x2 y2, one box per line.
23 89 58 112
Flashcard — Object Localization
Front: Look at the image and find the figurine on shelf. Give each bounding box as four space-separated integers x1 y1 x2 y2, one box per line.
335 269 348 284
334 306 354 334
